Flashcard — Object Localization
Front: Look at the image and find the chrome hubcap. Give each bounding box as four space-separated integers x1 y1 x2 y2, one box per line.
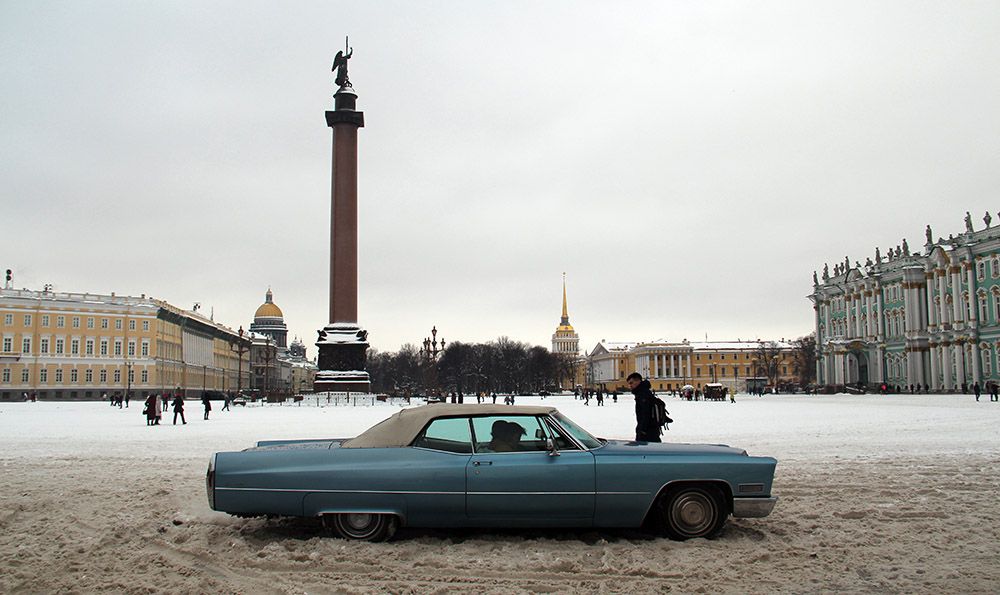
670 491 716 536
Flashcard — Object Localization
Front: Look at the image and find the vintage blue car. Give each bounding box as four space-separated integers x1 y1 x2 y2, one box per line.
207 405 777 541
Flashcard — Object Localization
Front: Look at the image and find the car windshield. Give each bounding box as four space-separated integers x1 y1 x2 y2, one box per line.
551 412 603 449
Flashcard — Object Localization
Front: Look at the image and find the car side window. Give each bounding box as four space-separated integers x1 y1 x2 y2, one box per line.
471 416 548 453
412 417 473 454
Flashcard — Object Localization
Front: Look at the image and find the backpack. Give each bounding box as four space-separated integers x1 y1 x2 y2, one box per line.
650 395 673 433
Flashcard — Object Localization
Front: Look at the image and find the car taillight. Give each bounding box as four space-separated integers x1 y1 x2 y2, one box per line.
206 454 216 509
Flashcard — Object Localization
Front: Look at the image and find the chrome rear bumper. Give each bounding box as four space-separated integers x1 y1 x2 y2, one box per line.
732 496 777 518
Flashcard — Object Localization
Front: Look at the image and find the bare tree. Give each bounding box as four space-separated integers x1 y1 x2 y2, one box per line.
791 334 817 386
753 341 783 386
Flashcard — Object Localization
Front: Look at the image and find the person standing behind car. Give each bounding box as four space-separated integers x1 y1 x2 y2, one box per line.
173 395 186 425
202 392 212 420
627 372 660 443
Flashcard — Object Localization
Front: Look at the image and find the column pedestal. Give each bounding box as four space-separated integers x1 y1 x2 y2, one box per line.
315 323 371 393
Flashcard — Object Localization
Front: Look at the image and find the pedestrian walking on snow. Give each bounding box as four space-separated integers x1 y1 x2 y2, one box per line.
627 372 661 443
143 395 157 426
173 395 186 425
202 392 212 420
974 382 982 401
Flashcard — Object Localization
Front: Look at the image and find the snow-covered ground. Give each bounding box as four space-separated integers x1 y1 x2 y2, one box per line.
1 394 997 593
2 392 996 463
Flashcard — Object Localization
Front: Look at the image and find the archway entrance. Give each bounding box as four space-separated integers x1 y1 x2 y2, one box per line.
855 351 869 385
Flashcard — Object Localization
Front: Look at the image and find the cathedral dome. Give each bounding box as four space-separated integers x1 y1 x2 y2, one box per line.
254 289 283 319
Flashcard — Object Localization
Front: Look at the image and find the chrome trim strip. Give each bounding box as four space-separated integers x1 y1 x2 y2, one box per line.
217 487 648 496
217 487 464 495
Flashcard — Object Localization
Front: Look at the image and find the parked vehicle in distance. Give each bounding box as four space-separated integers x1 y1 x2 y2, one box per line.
207 405 777 541
703 383 727 401
232 395 248 407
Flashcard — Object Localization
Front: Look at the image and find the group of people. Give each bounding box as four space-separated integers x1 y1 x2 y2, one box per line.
578 389 615 406
104 392 130 408
140 392 219 426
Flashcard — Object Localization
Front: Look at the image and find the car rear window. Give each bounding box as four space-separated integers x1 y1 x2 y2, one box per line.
412 417 473 454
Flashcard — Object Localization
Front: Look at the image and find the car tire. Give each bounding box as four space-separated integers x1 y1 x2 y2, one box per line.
658 485 727 540
328 513 398 542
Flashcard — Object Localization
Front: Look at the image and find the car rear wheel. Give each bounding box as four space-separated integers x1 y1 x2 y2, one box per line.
658 485 727 540
328 513 398 542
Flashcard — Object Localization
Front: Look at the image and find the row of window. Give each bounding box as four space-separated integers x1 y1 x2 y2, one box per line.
882 343 1000 380
2 336 150 357
2 313 150 332
1 367 149 384
976 257 1000 282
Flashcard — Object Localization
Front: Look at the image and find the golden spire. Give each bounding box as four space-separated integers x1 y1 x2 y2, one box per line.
560 272 570 326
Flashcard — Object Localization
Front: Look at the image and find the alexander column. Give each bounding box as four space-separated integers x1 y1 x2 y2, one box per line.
314 39 371 393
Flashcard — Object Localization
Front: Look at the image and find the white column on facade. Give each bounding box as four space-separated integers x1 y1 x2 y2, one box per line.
937 272 948 325
929 344 939 390
925 275 937 326
972 342 982 384
955 341 967 386
967 264 978 326
903 282 920 331
914 348 925 386
855 293 863 337
951 266 964 324
867 293 876 337
876 293 885 338
686 354 691 382
942 343 953 390
874 345 883 382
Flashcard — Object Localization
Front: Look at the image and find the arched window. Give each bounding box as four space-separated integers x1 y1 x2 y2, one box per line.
979 291 989 322
993 288 1000 322
982 344 992 377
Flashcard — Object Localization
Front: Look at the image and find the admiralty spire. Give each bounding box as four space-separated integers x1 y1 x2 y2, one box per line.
551 273 580 355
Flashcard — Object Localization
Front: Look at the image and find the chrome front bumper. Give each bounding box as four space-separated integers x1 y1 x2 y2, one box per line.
732 496 778 518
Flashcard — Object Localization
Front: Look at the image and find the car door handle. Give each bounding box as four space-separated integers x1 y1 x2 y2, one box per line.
473 460 492 466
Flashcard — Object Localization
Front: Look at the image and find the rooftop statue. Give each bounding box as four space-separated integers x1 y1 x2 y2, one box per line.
902 239 909 256
822 263 829 279
332 38 354 88
985 211 993 229
875 247 882 263
965 211 974 233
813 271 818 285
925 224 933 245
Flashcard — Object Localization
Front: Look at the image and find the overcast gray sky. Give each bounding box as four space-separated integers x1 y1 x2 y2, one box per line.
3 1 999 354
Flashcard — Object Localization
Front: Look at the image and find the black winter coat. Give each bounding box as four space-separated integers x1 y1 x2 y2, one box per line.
632 380 658 438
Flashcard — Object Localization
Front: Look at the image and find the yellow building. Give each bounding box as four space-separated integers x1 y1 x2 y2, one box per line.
585 339 797 393
1 287 250 400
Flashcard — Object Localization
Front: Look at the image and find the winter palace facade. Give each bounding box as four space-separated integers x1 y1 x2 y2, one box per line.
809 211 1000 390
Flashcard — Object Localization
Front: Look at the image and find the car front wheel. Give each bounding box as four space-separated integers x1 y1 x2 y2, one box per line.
658 485 727 540
328 513 398 542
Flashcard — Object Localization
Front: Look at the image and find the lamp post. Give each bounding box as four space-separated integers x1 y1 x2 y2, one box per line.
125 360 133 401
230 326 249 396
262 336 275 396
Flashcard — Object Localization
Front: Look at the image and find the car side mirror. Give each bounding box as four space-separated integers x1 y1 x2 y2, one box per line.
545 437 560 457
535 429 545 439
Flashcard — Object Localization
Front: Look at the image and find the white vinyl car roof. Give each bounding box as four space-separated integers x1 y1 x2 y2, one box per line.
341 404 557 448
